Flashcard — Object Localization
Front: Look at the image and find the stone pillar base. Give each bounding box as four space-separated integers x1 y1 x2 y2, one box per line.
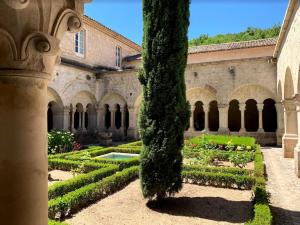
218 128 230 134
276 132 283 146
294 147 300 178
257 128 264 133
282 134 298 158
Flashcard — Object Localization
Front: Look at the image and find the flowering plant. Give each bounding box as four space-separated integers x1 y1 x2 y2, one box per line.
48 130 75 154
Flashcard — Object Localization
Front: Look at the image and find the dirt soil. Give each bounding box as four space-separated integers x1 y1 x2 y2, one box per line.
66 180 252 225
48 170 75 186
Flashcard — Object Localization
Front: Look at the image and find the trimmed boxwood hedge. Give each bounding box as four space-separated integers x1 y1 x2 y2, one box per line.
49 164 119 199
48 220 68 225
48 166 139 219
48 158 109 172
183 164 254 176
182 170 255 189
246 146 272 225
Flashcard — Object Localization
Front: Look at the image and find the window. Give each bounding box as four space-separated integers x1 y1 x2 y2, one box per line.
116 46 122 67
75 30 85 55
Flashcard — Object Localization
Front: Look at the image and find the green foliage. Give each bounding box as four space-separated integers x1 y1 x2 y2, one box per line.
48 130 75 155
48 159 107 172
189 25 281 46
48 165 119 200
182 170 255 189
228 151 254 168
48 220 68 225
138 0 191 199
183 164 253 176
187 134 256 150
48 166 139 219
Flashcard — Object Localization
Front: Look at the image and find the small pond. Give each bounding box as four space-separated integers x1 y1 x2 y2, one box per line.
98 152 139 160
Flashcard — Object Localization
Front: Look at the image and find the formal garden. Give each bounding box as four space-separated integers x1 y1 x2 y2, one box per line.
47 131 271 225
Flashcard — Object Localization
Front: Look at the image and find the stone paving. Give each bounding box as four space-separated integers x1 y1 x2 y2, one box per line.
262 147 300 225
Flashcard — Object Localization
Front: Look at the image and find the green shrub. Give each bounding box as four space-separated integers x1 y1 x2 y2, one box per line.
182 170 255 189
48 166 139 219
228 151 253 168
183 165 253 176
48 131 75 155
48 220 68 225
48 165 119 199
48 159 108 172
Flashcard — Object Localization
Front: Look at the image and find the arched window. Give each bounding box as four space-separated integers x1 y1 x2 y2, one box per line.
209 101 219 131
194 101 205 131
47 103 53 132
115 104 122 129
105 104 111 129
263 99 277 132
245 99 258 132
228 100 241 132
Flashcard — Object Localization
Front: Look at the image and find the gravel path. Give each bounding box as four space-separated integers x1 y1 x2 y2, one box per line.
48 170 74 186
262 147 300 225
66 180 252 225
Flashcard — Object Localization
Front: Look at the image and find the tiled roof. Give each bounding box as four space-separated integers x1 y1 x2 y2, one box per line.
188 38 277 54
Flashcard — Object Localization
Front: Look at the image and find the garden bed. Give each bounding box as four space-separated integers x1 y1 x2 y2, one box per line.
65 180 252 225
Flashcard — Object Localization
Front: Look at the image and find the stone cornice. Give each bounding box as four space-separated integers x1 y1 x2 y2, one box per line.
273 0 297 58
0 0 85 78
82 15 141 52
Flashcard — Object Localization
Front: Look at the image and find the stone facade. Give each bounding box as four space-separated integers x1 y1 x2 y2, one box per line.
45 0 300 176
275 0 300 177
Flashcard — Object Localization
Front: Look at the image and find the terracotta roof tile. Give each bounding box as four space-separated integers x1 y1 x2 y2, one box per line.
188 38 277 54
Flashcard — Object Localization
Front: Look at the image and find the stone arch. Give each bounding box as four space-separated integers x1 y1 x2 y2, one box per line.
63 81 95 106
47 87 64 130
228 99 241 132
100 92 127 108
71 91 97 107
186 87 217 106
284 67 295 99
229 84 275 104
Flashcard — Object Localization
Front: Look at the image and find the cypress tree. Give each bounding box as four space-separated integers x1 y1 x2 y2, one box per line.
138 0 191 200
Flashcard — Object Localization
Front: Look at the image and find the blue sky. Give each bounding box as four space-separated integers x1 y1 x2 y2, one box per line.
85 0 288 45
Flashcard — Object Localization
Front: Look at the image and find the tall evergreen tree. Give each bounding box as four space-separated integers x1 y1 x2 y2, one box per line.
138 0 191 200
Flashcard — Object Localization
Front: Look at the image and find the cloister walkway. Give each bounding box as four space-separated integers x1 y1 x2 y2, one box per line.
262 147 300 225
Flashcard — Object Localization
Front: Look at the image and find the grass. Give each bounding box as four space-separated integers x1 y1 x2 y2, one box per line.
189 134 256 146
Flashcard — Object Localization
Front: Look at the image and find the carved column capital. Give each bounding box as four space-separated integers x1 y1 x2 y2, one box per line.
0 0 88 78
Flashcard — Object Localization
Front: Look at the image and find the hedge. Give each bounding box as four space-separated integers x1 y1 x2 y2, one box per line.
48 158 109 172
48 220 68 225
182 170 255 189
49 164 119 199
246 145 272 225
183 164 254 176
48 166 139 219
48 147 104 159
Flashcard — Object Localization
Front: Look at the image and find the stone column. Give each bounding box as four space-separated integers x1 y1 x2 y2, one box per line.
96 105 102 131
275 102 284 146
257 103 264 133
203 104 209 132
188 105 195 132
282 100 298 158
111 107 116 130
240 103 246 133
294 95 300 177
71 110 76 133
127 106 138 139
62 106 70 131
218 104 229 133
82 111 87 132
0 1 86 224
78 112 82 130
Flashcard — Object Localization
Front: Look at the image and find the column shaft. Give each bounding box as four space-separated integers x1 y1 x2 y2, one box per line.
257 103 264 132
0 76 48 224
204 104 209 132
240 104 246 132
218 104 229 133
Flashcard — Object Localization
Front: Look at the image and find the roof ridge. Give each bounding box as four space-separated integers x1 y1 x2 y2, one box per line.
83 15 141 52
189 37 278 49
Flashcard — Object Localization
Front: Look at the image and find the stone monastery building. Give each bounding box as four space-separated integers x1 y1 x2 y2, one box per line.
47 1 300 177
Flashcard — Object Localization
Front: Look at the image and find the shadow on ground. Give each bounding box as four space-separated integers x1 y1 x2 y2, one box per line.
147 196 252 223
271 206 300 225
